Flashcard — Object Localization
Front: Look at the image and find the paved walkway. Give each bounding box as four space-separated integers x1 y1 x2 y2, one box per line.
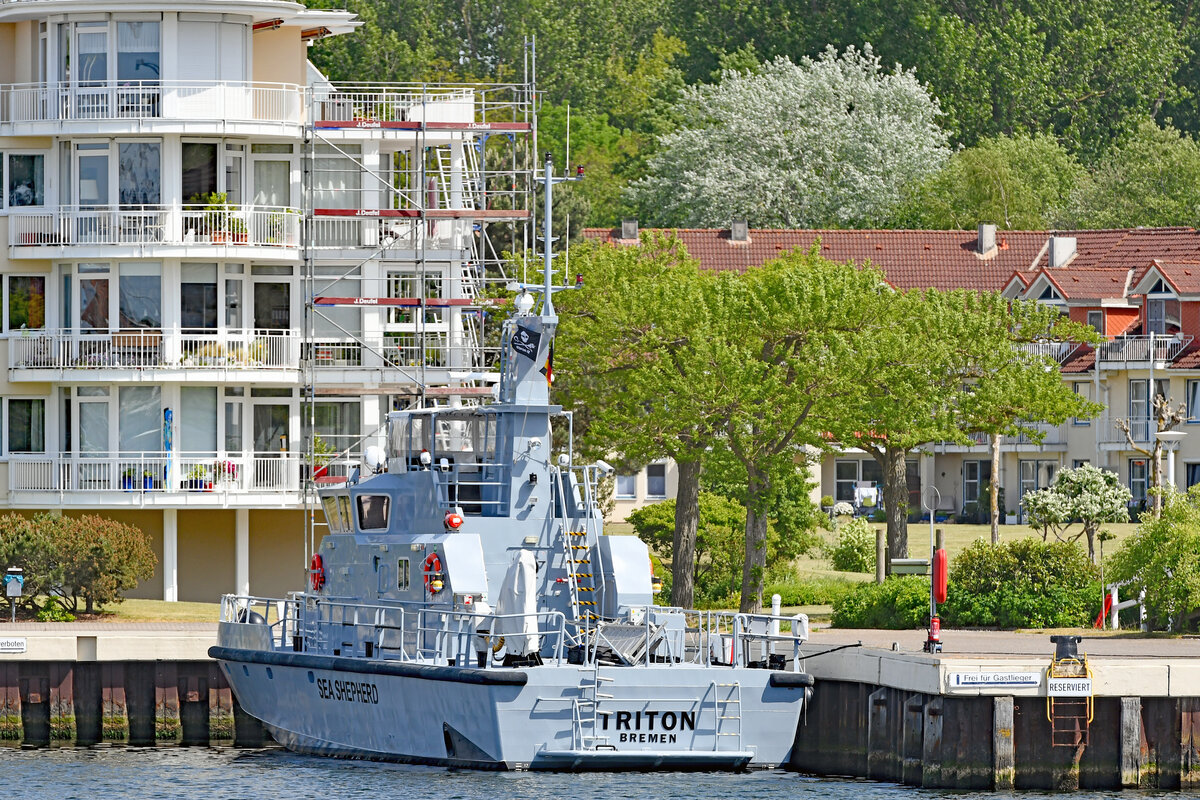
808 627 1200 659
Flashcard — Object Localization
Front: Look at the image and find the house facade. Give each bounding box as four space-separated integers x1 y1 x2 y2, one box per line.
584 223 1200 521
0 0 533 600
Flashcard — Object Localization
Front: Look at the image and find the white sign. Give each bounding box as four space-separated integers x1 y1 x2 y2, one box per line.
948 671 1042 689
1048 677 1092 697
0 638 27 654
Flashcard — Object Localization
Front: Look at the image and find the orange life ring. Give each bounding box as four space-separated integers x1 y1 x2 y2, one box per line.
423 552 443 590
310 553 326 592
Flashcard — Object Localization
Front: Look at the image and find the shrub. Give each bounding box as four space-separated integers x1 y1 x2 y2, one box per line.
1108 487 1200 631
831 576 930 628
35 598 75 623
827 517 876 573
941 538 1099 628
0 513 156 615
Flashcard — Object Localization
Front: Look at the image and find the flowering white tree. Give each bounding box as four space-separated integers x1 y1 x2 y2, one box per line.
627 45 950 228
1022 464 1130 563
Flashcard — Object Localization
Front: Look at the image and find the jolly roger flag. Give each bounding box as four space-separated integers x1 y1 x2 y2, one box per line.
512 325 542 361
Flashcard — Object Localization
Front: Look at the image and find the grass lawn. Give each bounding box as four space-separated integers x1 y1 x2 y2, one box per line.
98 598 221 623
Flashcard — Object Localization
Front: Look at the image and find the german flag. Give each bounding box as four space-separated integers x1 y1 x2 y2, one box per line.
540 341 554 385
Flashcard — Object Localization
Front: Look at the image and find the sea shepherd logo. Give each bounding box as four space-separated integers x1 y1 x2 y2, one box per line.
511 325 541 361
600 710 696 743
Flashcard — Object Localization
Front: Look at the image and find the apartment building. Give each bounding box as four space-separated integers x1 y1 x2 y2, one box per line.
0 0 534 600
585 223 1200 520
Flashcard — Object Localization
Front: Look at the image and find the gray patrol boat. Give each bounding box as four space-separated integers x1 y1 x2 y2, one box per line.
210 158 814 770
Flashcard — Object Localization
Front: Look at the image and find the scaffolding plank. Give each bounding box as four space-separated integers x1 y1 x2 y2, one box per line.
313 297 475 307
313 120 422 130
312 208 530 220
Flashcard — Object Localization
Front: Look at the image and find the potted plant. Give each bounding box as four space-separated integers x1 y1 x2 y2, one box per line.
213 459 239 486
820 494 834 513
122 467 137 491
1004 507 1019 525
185 464 210 492
310 435 337 480
143 469 155 491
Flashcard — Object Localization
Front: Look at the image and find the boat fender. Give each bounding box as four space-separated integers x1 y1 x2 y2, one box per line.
423 552 443 592
310 553 326 592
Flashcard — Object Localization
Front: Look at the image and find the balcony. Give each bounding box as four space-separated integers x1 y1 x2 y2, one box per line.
0 81 303 134
1099 415 1153 448
1097 335 1192 367
9 329 301 381
9 205 301 259
306 337 500 392
8 453 304 507
932 423 1067 453
1020 341 1080 363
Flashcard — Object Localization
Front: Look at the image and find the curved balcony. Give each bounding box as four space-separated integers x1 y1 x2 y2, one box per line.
8 328 301 381
0 81 303 135
9 204 301 260
8 452 303 507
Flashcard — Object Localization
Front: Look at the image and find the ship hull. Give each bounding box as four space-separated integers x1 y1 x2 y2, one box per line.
211 645 809 771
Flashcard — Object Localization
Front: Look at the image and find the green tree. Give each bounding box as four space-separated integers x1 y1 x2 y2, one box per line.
54 515 157 614
626 46 949 228
1066 119 1200 228
627 492 748 604
1108 486 1200 631
892 134 1082 230
555 234 721 608
707 250 890 611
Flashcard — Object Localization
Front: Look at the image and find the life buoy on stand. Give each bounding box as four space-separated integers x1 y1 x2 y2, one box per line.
310 553 326 592
423 552 444 593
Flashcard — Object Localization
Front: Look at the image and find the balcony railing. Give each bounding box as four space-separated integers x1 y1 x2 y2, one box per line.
9 453 302 496
1099 415 1153 446
9 329 300 372
306 337 500 371
1097 335 1193 366
1020 341 1080 363
0 81 303 125
311 86 474 126
9 205 300 251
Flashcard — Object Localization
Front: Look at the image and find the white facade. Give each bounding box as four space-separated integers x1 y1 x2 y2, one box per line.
0 0 533 599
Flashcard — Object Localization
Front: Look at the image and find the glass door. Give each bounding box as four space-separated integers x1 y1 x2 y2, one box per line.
253 403 289 489
75 387 112 488
75 23 110 117
253 281 290 330
76 143 111 242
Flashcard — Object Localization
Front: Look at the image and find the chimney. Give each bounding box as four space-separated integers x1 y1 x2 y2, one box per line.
977 223 996 256
620 218 638 241
1049 236 1076 268
730 220 749 242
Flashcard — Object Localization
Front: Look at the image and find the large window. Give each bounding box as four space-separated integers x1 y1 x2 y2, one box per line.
7 399 45 454
118 386 159 454
646 463 667 497
1072 381 1092 425
616 474 636 498
6 154 45 208
181 263 217 329
1129 458 1148 506
118 263 161 328
963 460 992 505
6 275 45 331
1019 460 1058 501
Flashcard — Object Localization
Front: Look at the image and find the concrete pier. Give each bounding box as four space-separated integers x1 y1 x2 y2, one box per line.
0 623 264 747
790 628 1200 790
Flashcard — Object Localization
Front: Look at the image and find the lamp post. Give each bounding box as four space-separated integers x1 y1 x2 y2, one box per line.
1155 429 1187 496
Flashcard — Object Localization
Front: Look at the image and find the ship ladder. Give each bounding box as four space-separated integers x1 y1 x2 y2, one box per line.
561 527 599 630
709 681 743 752
572 663 613 750
1047 657 1093 747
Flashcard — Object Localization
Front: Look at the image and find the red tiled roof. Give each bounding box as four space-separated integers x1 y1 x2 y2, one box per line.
1169 343 1200 369
1146 260 1200 296
582 226 1200 296
1060 345 1095 374
1035 267 1133 302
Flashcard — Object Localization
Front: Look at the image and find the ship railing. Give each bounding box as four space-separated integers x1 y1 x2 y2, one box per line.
417 608 567 666
640 606 810 670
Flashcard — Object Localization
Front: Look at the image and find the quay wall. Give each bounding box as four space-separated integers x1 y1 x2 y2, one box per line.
790 646 1200 791
0 628 267 747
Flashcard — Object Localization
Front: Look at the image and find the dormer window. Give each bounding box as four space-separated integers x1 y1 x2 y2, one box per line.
1147 296 1181 336
1038 285 1063 303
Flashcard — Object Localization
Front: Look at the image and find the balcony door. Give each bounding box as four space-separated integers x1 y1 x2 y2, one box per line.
64 21 161 119
253 281 290 330
252 395 291 490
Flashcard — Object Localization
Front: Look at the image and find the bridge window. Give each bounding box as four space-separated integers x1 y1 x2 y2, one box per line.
357 494 390 530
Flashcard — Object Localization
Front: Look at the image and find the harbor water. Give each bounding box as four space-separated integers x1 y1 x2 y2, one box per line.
0 747 1168 800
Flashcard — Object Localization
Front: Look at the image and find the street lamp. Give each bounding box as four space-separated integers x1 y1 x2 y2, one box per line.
1155 429 1187 492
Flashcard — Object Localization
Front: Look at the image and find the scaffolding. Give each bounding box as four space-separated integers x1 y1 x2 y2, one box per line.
300 57 538 562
